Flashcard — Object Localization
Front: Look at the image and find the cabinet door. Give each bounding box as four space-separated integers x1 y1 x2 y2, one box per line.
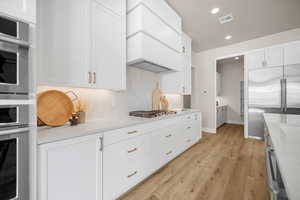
246 49 265 69
37 0 91 87
103 136 147 200
284 41 300 66
91 1 126 90
265 45 284 67
0 0 36 23
160 71 184 94
222 107 227 124
182 33 192 95
38 135 102 200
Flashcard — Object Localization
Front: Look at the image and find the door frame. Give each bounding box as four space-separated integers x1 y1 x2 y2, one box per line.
214 52 249 139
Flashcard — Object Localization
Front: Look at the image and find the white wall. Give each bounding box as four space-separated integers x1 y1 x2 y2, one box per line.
38 67 183 121
192 28 300 132
217 60 244 124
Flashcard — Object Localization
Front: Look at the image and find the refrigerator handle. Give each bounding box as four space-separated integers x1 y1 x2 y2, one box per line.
284 79 287 113
280 79 284 113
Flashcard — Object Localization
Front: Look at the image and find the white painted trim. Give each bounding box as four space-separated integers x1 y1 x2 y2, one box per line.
202 128 216 133
226 120 244 125
248 136 263 140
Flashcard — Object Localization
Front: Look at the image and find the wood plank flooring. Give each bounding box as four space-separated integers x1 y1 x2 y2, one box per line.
119 124 269 200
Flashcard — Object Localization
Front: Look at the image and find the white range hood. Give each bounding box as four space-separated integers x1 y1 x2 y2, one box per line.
127 0 183 73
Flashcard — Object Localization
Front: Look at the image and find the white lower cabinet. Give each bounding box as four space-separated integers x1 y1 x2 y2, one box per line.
217 106 227 128
103 135 148 200
38 113 202 200
38 134 103 200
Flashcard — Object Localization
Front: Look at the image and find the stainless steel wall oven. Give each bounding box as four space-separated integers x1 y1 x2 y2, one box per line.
0 15 29 99
0 129 29 200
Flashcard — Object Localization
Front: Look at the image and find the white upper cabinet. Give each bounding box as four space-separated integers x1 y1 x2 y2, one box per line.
38 0 126 90
127 0 183 72
160 71 184 94
246 49 266 69
284 41 300 66
38 0 91 88
160 32 192 94
91 1 126 90
182 33 192 95
265 45 284 67
0 0 36 23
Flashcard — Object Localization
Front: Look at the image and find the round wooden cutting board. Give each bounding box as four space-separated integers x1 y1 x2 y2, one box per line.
38 90 74 127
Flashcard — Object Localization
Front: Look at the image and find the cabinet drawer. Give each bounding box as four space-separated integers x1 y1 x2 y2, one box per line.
103 136 146 200
178 113 199 122
103 124 152 146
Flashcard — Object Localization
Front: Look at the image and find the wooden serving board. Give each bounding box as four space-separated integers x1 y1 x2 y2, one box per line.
152 83 162 110
38 90 74 127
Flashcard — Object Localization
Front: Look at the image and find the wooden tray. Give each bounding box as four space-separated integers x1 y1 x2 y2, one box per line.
38 90 74 127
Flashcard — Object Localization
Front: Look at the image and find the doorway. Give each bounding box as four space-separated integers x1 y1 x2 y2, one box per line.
215 55 245 133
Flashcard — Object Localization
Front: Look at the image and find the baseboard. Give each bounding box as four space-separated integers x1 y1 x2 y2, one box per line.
202 127 216 134
226 120 244 125
248 136 263 140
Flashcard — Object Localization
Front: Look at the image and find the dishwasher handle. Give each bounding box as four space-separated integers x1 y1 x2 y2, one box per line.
265 147 280 194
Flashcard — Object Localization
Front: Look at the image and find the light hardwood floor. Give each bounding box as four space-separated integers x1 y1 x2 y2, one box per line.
119 124 269 200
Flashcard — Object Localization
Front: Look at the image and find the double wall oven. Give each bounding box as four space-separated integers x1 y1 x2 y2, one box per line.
0 15 31 200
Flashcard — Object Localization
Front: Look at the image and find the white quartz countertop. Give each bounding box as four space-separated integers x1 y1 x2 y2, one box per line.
37 109 201 145
263 113 300 200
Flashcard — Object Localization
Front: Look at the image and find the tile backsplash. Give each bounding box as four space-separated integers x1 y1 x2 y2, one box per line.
38 67 183 121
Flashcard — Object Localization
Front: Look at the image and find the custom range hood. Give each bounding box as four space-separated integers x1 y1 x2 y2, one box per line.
127 0 183 73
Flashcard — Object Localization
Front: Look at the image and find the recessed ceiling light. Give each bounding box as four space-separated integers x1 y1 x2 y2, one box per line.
211 8 220 14
225 35 232 40
235 57 240 60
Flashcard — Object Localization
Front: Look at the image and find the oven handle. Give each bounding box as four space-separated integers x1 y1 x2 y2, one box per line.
0 34 30 47
265 147 280 194
0 127 30 137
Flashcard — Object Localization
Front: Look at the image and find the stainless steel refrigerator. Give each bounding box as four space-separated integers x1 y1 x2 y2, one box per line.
248 64 300 138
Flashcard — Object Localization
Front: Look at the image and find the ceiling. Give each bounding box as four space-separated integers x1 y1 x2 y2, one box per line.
166 0 300 52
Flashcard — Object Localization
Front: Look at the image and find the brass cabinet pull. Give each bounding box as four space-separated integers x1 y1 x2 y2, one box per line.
127 148 138 153
166 151 172 155
128 130 138 135
127 171 138 178
93 72 96 84
165 134 172 138
88 72 92 84
99 137 103 151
